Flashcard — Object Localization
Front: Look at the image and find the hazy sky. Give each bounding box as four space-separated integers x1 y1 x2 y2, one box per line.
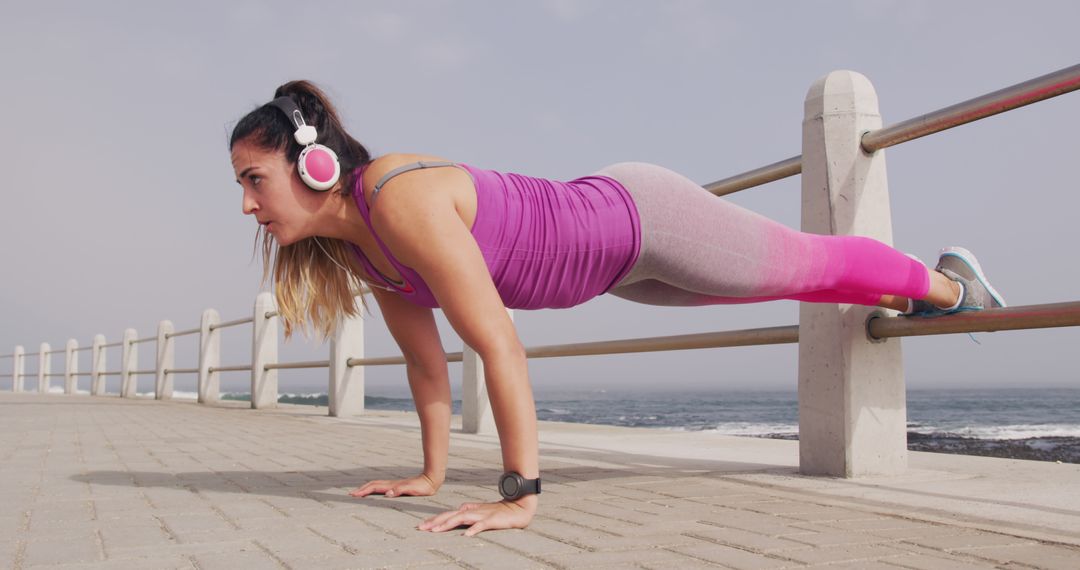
2 1 1077 397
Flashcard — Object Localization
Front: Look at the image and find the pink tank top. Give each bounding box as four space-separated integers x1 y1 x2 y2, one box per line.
348 162 641 310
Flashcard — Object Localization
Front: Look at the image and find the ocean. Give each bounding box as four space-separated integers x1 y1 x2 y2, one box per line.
205 386 1080 465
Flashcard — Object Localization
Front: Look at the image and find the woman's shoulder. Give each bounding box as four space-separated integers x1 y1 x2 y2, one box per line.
358 152 471 211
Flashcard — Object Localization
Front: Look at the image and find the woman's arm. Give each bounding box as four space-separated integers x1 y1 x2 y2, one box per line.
371 171 539 535
375 285 452 485
351 285 451 497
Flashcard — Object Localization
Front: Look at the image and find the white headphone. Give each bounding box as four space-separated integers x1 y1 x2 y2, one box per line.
268 96 341 191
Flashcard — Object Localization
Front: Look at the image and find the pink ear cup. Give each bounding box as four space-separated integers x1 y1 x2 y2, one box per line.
304 148 337 183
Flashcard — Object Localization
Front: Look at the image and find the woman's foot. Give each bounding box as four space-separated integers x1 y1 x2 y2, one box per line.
902 247 1007 317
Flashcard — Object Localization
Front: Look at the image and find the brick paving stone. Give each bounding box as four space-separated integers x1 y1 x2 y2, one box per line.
691 507 812 537
683 526 815 553
820 517 944 532
23 533 103 567
156 513 239 541
949 543 1080 569
779 543 912 566
99 523 176 552
539 545 708 568
25 554 196 569
781 530 895 548
192 547 287 570
477 528 587 558
876 552 1000 569
269 545 450 569
901 531 1037 551
432 541 558 569
667 542 796 569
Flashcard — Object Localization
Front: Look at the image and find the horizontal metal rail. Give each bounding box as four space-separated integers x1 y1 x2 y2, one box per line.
704 155 802 197
525 325 801 358
264 360 329 371
0 355 10 359
73 372 92 377
265 311 279 319
700 63 1080 196
166 327 199 339
212 317 255 330
101 371 122 376
22 352 39 357
102 342 122 349
347 355 411 367
165 368 198 374
76 346 92 352
131 369 155 375
869 300 1080 339
0 374 11 378
862 63 1080 152
208 365 251 373
133 337 155 344
44 373 65 378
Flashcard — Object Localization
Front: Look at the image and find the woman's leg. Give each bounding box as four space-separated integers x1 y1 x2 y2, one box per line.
595 162 945 308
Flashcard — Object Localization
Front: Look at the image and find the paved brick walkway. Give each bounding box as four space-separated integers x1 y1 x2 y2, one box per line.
1 392 1078 569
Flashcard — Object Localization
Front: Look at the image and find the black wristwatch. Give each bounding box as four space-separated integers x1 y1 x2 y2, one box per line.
498 471 541 500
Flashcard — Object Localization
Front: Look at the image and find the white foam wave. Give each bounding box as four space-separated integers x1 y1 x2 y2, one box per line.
909 424 1080 440
661 422 799 437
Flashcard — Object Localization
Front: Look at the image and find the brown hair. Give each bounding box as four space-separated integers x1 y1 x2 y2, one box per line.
230 80 380 342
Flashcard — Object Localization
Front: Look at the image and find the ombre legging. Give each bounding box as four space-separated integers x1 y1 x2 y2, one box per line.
595 162 930 307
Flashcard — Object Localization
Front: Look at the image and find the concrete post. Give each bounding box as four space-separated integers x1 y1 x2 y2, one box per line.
13 345 24 393
329 302 365 417
798 70 907 477
121 328 138 398
38 342 50 393
65 339 78 395
91 335 106 396
198 309 220 404
462 308 512 435
251 292 278 409
155 320 174 400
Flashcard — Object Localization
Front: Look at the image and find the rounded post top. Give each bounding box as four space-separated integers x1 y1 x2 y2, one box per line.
804 69 880 119
66 339 78 349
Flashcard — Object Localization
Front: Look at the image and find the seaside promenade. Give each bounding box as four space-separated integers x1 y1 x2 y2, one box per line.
2 392 1078 569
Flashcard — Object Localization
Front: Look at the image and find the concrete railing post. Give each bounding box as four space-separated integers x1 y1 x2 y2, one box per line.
251 292 279 409
91 335 106 396
121 328 138 398
798 70 907 477
462 308 512 435
65 339 78 395
156 320 174 400
199 309 220 404
329 303 365 417
13 345 24 393
38 342 50 393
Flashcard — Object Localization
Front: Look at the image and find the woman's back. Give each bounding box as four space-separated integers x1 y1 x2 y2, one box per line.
350 160 642 310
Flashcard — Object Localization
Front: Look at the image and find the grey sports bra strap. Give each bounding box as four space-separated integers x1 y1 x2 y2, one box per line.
372 160 460 203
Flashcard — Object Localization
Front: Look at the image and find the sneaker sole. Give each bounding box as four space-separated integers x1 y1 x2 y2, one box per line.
938 246 1007 308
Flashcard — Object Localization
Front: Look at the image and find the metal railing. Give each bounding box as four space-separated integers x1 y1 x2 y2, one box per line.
5 63 1078 478
703 64 1080 196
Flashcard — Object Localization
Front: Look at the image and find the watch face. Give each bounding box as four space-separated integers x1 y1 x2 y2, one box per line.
500 475 520 497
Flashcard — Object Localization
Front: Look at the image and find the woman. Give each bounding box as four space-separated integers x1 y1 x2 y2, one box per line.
228 80 1006 536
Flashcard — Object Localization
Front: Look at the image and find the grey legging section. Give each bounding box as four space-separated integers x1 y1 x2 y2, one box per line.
594 162 928 307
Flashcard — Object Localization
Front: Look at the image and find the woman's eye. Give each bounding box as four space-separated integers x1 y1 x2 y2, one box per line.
249 175 262 186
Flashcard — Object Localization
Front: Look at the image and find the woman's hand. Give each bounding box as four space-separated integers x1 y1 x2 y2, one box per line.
418 495 537 536
349 473 440 498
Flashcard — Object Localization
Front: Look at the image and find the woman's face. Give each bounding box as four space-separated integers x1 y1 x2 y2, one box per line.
231 138 325 246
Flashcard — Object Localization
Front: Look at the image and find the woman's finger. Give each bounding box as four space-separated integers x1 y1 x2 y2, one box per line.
420 505 472 530
430 510 485 532
463 520 488 537
349 481 386 497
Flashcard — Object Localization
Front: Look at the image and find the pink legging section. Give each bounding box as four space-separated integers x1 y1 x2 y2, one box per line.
595 162 930 307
